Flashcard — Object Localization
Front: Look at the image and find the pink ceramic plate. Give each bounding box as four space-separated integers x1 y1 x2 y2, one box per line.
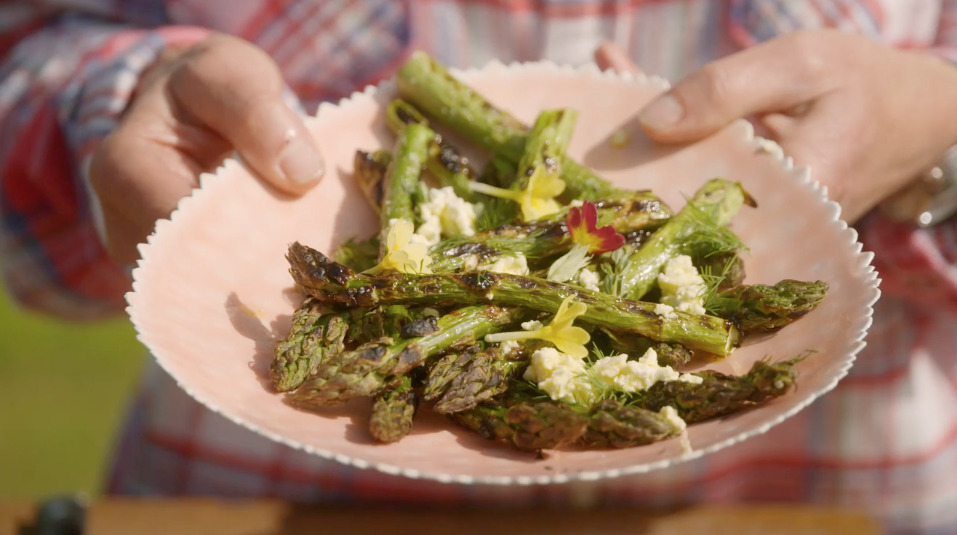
127 62 880 484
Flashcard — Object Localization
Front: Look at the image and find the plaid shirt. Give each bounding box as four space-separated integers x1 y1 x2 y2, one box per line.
3 1 957 533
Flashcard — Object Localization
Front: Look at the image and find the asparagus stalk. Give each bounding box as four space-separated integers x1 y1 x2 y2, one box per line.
387 99 483 203
395 51 618 201
579 399 681 449
513 109 576 193
396 53 528 166
627 358 800 423
466 109 577 222
714 280 829 333
620 178 752 300
380 122 433 257
423 346 480 401
432 347 521 414
289 305 523 406
451 401 590 451
429 192 669 272
369 375 418 443
270 298 348 392
344 304 436 343
286 242 739 356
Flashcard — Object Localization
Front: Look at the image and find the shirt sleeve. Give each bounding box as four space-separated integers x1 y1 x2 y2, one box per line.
0 13 209 320
855 2 957 308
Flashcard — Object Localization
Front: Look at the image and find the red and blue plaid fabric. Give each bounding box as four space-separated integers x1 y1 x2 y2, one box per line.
3 1 957 533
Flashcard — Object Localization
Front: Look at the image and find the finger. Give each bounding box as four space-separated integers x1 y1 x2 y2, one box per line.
638 32 833 143
90 123 203 263
169 35 323 193
594 42 644 75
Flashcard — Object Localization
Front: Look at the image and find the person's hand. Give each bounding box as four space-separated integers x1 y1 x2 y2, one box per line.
89 34 324 264
597 31 957 223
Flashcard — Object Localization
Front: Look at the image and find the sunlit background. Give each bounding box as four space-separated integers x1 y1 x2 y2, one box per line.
0 290 144 499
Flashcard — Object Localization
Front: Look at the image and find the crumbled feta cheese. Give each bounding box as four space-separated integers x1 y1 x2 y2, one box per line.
479 253 530 276
522 320 544 331
653 303 678 320
417 187 478 245
658 255 707 315
412 213 442 247
524 347 593 404
569 199 584 207
590 348 702 393
577 267 601 292
498 340 519 354
659 405 693 454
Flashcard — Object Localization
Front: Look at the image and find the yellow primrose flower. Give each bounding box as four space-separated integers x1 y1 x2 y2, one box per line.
518 166 565 221
365 219 432 275
467 166 566 222
485 297 590 358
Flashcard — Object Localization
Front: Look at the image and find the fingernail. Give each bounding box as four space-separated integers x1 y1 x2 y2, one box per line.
279 132 324 184
639 94 684 130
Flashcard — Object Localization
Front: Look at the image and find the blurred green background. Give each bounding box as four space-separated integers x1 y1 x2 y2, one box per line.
0 289 144 499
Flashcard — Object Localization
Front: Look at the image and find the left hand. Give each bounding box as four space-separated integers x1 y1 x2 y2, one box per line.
596 31 957 223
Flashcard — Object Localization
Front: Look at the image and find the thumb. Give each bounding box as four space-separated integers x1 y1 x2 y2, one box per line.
638 33 830 143
169 35 323 192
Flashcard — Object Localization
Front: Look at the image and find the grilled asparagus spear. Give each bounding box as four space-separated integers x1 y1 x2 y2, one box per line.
713 280 829 333
626 358 800 423
429 192 670 272
270 298 348 392
579 399 681 449
369 375 418 443
451 401 590 451
512 109 575 195
396 51 618 201
423 345 480 401
432 347 522 414
386 99 481 203
454 357 799 450
620 178 753 300
286 242 739 356
379 121 433 257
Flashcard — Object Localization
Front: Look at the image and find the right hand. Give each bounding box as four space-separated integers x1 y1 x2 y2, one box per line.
89 33 324 264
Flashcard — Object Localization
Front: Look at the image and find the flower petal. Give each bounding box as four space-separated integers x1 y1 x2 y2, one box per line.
549 327 590 359
566 201 625 254
581 201 599 232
